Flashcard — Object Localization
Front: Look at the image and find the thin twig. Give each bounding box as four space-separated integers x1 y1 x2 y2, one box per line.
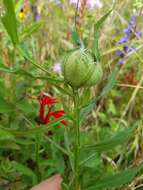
117 83 143 89
75 0 80 30
119 74 143 123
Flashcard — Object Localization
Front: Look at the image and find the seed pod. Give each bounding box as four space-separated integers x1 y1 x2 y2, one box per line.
62 49 103 89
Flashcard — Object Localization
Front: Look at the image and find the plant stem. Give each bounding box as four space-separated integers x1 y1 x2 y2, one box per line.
75 0 80 30
73 89 80 190
35 134 41 182
8 46 16 124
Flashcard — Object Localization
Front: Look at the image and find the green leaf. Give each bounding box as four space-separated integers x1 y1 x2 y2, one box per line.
64 129 74 171
17 45 65 86
0 128 15 141
81 152 101 168
80 101 95 123
45 136 69 155
12 161 37 185
20 21 44 41
80 88 91 107
92 9 112 62
80 66 119 122
99 66 119 98
0 117 67 136
0 141 20 150
61 183 69 190
16 100 35 114
84 124 137 152
71 30 81 46
0 97 13 113
0 64 63 84
1 0 19 45
86 166 142 190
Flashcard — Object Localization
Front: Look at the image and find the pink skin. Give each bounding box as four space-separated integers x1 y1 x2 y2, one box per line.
31 175 62 190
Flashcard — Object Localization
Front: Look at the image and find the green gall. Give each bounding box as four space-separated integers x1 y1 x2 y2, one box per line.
62 49 103 89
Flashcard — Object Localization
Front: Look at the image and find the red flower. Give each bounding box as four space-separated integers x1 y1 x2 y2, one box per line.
37 93 66 125
48 110 66 125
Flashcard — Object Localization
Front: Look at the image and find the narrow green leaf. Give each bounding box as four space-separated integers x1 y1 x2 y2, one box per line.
0 117 67 136
0 128 15 141
93 9 112 62
80 88 91 107
84 124 137 152
20 21 44 41
99 66 119 98
1 0 19 45
12 161 37 185
16 100 35 114
71 30 81 46
86 166 142 190
0 97 13 113
80 66 119 122
17 46 63 84
17 45 50 73
80 101 96 123
61 183 70 190
45 136 69 155
0 141 20 150
0 63 63 84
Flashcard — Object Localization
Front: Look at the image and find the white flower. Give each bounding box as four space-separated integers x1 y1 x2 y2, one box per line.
87 0 103 9
53 63 61 74
70 0 79 4
69 0 103 9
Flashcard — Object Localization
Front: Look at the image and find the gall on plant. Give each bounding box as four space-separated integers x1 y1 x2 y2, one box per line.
62 48 103 89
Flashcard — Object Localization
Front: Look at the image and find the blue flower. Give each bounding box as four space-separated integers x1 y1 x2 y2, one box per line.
116 13 141 65
118 35 129 44
118 60 125 65
118 14 141 44
116 50 125 58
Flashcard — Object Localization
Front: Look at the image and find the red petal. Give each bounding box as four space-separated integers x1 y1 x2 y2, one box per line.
38 93 59 105
50 110 65 118
49 110 66 125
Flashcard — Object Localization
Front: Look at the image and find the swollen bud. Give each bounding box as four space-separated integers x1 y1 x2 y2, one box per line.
62 49 103 89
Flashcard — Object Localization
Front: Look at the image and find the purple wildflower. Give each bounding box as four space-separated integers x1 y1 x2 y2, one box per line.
116 13 141 65
118 14 141 45
118 35 129 44
118 60 125 65
32 5 40 21
116 50 125 58
135 31 142 38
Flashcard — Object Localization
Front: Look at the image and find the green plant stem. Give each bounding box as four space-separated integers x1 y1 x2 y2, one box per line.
8 46 16 124
73 89 80 190
35 134 41 182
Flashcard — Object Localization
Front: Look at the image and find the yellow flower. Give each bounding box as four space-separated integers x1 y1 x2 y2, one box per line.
19 9 25 20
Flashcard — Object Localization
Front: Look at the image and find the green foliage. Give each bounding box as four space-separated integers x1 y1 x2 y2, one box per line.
0 128 15 141
0 97 13 113
86 166 142 190
84 124 137 152
92 9 112 62
80 66 119 122
20 21 44 41
1 0 19 45
12 161 37 185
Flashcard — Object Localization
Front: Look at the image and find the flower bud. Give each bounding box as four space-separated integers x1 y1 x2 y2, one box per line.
62 49 103 88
